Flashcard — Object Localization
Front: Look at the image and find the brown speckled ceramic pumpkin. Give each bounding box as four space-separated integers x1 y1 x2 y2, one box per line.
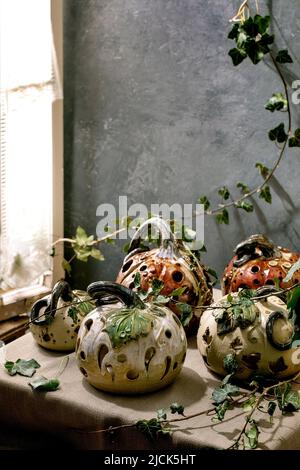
116 217 213 336
197 287 300 381
222 234 300 294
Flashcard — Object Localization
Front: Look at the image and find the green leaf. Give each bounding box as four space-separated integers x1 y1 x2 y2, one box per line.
157 409 167 421
170 286 187 298
245 420 260 449
236 181 250 194
176 303 193 327
218 186 230 200
259 186 272 204
135 418 167 441
212 383 240 404
67 307 79 323
276 49 293 64
254 15 270 35
265 93 287 112
214 400 230 421
255 162 269 179
90 248 104 261
29 376 60 392
268 122 287 143
228 23 239 40
244 39 264 64
223 353 239 374
289 128 300 147
170 403 185 415
228 47 247 66
241 17 259 38
198 196 210 211
216 209 229 225
287 286 300 313
5 358 40 377
155 295 170 304
151 278 164 296
62 258 72 275
134 272 141 288
284 260 300 284
236 201 254 212
243 395 256 412
104 307 154 348
75 226 90 246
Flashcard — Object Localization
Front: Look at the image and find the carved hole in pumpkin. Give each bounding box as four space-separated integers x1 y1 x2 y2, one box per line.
127 370 139 380
80 351 86 360
80 367 88 377
253 279 260 285
266 279 275 285
161 356 171 380
140 265 147 271
145 347 156 371
172 271 183 283
76 338 80 351
42 333 50 342
173 362 178 370
122 259 133 272
117 354 127 363
74 325 80 334
98 344 109 370
129 282 135 289
239 284 249 289
85 319 93 331
165 329 172 339
251 265 260 273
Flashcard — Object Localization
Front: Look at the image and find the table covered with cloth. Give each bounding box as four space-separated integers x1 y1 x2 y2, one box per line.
0 293 300 450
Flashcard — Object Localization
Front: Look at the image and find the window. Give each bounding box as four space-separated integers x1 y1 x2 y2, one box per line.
0 0 63 318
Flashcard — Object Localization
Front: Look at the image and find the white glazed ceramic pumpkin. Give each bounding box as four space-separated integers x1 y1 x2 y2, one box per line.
197 287 300 381
30 280 94 351
76 281 187 394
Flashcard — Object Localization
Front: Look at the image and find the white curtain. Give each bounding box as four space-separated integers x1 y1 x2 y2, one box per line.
0 0 62 290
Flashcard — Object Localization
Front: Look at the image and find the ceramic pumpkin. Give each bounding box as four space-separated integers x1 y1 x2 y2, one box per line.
197 287 300 381
116 217 213 336
75 281 187 394
30 280 95 351
222 234 300 294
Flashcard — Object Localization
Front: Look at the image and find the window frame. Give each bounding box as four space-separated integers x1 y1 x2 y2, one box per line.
0 0 64 320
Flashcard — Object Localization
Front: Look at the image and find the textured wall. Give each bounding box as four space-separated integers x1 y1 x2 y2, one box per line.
64 0 300 289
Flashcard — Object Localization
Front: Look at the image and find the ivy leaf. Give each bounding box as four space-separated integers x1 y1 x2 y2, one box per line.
198 195 210 211
276 49 293 64
170 403 185 415
254 15 270 35
134 272 141 288
213 400 230 421
244 39 264 64
255 162 269 179
284 259 300 284
268 401 277 418
212 383 240 404
228 23 239 40
67 307 79 323
135 418 168 441
75 226 94 246
289 128 300 147
151 279 164 296
218 186 230 200
236 181 250 194
236 201 254 212
265 93 287 112
228 47 247 66
157 409 167 421
176 303 193 327
268 122 287 143
216 209 229 225
62 258 72 275
287 285 300 311
90 248 104 261
259 186 272 204
29 376 60 392
155 295 170 304
170 286 187 298
5 358 40 377
223 353 239 374
241 17 259 38
243 395 256 412
104 307 154 348
245 420 260 449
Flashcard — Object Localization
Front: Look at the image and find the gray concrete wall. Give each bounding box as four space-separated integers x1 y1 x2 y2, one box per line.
64 0 300 289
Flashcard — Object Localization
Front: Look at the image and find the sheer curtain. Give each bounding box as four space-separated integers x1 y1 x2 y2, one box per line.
0 0 62 291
